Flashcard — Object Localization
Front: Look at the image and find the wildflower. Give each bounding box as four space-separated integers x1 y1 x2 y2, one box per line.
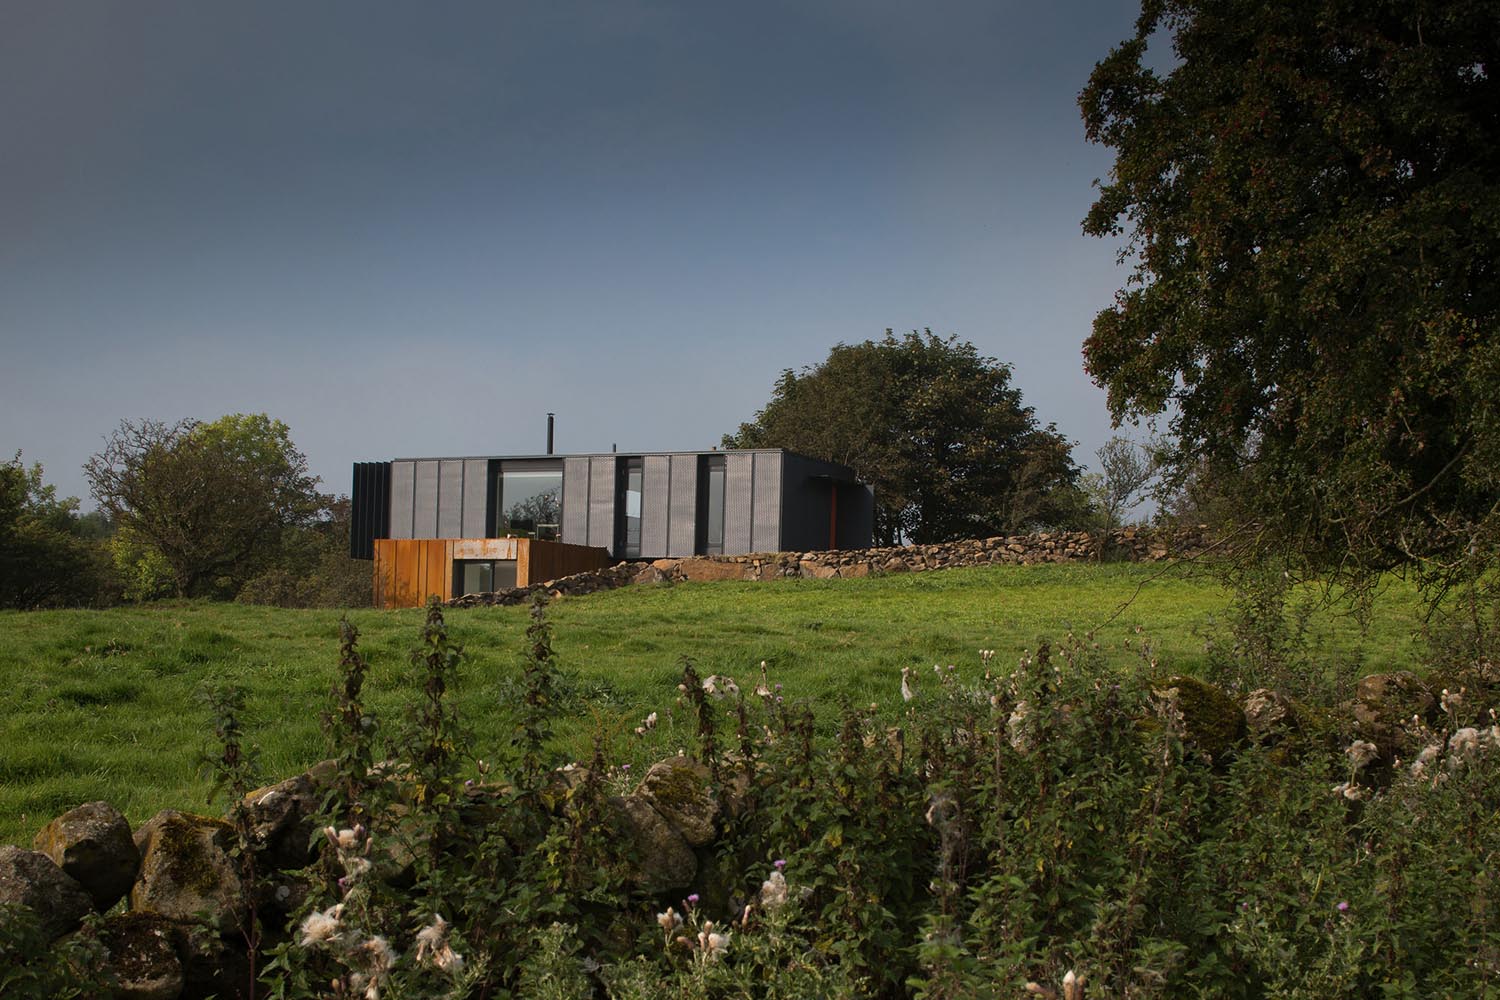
352 936 396 999
704 930 730 958
687 893 700 905
656 908 682 931
1441 687 1464 714
1007 700 1034 754
414 914 449 958
298 904 344 947
773 858 787 870
432 946 465 975
1063 969 1085 1000
325 826 362 852
901 666 915 703
644 711 658 729
759 870 789 910
1337 900 1350 913
1410 743 1441 778
1332 781 1366 801
774 683 782 691
1345 740 1379 770
702 675 720 697
1446 728 1482 758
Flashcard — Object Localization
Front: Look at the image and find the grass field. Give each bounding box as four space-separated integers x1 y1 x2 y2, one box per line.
0 563 1432 847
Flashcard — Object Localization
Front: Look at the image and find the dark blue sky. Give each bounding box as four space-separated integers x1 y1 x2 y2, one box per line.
1 1 1148 505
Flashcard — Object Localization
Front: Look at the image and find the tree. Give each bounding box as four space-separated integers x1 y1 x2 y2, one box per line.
725 331 1082 545
0 455 113 608
1080 1 1500 585
85 414 326 598
1082 436 1160 534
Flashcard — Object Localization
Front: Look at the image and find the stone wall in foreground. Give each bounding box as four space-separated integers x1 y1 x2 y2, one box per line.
444 527 1212 607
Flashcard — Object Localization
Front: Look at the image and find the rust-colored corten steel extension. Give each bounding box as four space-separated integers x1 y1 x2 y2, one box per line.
372 537 612 609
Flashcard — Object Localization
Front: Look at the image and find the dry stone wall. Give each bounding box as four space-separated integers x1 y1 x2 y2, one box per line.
445 527 1212 607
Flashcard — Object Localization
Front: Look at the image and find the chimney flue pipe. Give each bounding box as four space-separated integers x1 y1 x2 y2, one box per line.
546 413 555 455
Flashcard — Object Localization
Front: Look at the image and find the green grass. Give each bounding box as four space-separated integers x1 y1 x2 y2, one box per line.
0 563 1430 846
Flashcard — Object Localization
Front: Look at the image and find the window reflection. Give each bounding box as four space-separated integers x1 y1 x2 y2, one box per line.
497 465 562 540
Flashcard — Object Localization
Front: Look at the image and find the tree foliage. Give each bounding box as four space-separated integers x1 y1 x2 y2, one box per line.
725 331 1082 544
85 414 326 598
0 455 112 608
1082 436 1160 534
1081 1 1500 585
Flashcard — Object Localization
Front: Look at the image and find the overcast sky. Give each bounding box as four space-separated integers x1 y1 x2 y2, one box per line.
1 1 1147 507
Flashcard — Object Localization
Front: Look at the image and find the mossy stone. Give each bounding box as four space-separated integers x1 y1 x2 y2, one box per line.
1159 675 1246 760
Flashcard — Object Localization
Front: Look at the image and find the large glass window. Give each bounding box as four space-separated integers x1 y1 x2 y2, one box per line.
456 559 516 595
618 458 643 558
699 455 725 555
496 462 562 540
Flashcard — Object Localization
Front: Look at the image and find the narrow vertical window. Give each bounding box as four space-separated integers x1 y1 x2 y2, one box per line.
618 458 644 558
699 455 726 555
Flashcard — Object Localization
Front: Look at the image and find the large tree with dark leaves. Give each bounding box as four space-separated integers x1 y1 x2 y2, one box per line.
1081 1 1500 584
725 331 1082 545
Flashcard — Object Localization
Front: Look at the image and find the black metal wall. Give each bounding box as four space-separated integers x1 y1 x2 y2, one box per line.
350 462 391 560
362 450 871 561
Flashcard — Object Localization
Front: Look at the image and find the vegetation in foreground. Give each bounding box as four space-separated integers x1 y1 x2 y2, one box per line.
0 563 1432 849
5 579 1496 999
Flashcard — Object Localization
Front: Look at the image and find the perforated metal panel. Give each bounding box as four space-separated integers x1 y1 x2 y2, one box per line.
462 460 490 537
390 461 416 539
412 461 439 538
723 453 754 554
437 460 464 538
587 456 616 551
562 457 592 545
751 452 782 553
641 456 670 557
667 455 698 557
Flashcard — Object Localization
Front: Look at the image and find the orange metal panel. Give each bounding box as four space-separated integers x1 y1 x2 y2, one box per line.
375 537 610 609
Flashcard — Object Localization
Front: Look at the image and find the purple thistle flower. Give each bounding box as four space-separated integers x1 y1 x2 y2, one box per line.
773 859 787 870
687 893 700 905
1337 901 1350 912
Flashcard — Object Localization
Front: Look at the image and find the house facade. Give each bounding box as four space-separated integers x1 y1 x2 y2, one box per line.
351 449 873 604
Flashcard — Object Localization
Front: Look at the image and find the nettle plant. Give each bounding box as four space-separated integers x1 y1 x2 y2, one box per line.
195 601 1500 1000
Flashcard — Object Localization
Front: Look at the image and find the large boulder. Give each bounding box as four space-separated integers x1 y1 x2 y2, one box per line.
1242 689 1300 745
34 800 141 912
0 845 94 942
241 759 337 870
636 757 718 847
94 912 185 1000
1157 675 1246 760
677 558 749 583
608 795 697 894
130 810 245 934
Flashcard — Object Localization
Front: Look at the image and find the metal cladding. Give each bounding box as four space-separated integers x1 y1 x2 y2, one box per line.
352 449 873 560
349 462 391 560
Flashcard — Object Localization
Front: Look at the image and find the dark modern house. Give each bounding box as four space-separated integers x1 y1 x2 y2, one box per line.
351 449 873 607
